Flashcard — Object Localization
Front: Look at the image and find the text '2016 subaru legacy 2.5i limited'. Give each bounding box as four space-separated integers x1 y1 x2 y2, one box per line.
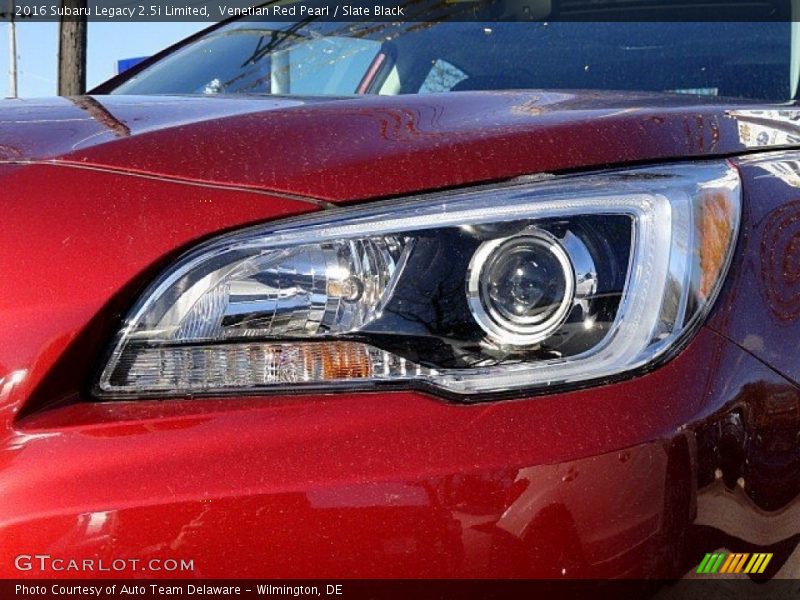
2 0 800 582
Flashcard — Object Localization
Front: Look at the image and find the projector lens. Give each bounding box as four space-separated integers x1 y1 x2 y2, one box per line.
468 230 575 345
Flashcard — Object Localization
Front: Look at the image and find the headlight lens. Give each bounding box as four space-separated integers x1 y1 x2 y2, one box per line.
467 229 577 345
96 162 740 399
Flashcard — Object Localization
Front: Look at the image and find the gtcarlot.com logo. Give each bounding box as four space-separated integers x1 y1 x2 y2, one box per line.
696 552 772 575
15 554 194 573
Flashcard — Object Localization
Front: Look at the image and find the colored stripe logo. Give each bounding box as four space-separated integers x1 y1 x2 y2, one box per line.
696 552 772 574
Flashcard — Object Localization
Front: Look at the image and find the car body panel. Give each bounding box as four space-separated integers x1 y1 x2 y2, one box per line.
1 93 799 203
2 327 793 579
0 163 320 422
2 92 800 580
709 151 800 388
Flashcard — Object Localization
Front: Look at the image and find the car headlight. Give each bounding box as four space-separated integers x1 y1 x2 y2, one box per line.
95 162 740 400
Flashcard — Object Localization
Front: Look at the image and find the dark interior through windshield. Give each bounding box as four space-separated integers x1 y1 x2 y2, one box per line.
111 21 793 102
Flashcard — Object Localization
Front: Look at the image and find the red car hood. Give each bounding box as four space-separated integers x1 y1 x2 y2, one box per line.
0 92 794 203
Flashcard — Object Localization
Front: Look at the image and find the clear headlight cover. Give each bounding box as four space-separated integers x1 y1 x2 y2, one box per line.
96 162 740 399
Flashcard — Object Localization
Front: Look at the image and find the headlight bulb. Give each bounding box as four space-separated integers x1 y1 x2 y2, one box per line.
467 229 576 346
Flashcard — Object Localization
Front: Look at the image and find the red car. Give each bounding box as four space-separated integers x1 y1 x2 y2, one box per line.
2 10 800 583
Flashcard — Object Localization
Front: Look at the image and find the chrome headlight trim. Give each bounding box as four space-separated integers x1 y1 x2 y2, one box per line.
95 161 740 400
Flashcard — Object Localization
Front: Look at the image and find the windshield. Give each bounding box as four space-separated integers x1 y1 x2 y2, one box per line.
111 20 794 102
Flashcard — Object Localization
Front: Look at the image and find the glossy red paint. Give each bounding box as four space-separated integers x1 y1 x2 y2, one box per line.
1 93 800 581
0 328 785 578
0 92 790 203
0 163 320 420
710 152 800 387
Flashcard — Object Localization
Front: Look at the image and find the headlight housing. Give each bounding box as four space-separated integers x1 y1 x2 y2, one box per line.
95 162 740 400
